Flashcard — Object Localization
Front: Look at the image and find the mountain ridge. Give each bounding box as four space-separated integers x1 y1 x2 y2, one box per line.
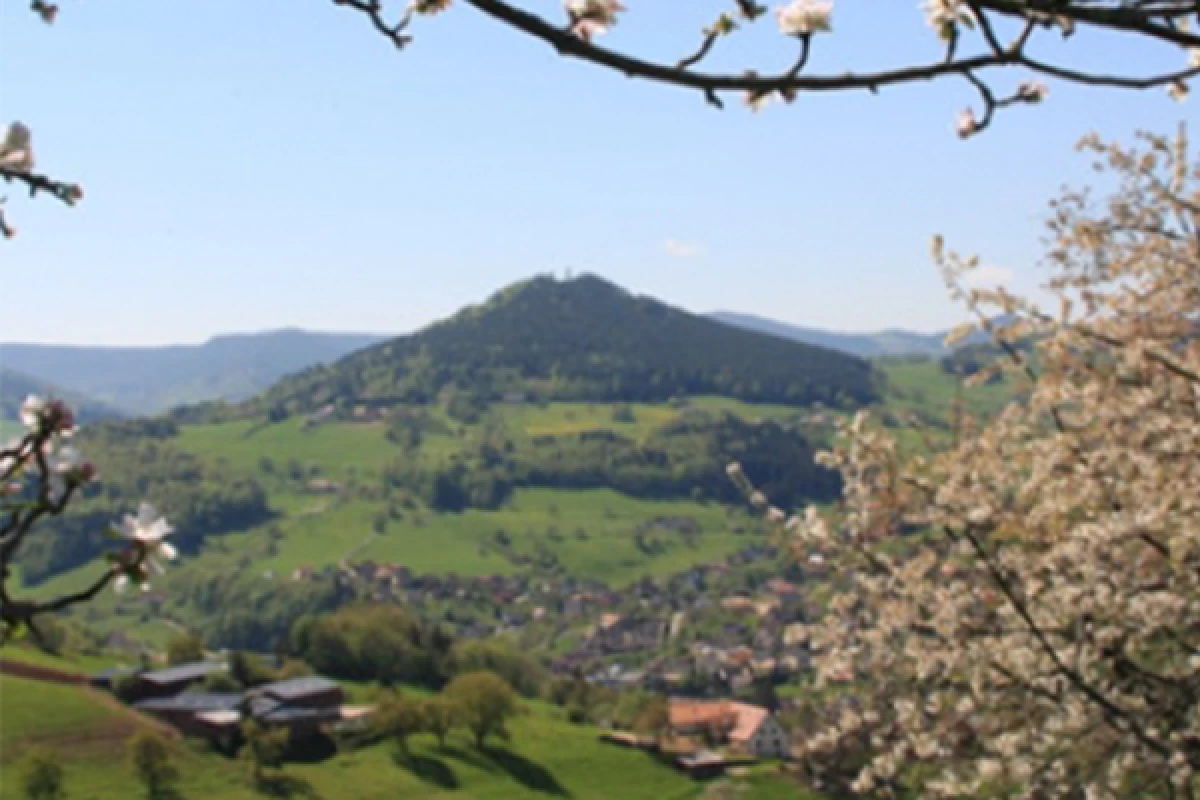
707 310 951 358
253 273 882 415
0 329 390 415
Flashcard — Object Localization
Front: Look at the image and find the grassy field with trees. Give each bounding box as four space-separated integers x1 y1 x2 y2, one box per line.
0 647 814 800
12 347 1011 655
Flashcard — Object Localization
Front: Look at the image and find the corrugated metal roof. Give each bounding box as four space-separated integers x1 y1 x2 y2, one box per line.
259 676 340 701
140 662 224 685
248 696 282 717
259 706 340 724
134 693 243 713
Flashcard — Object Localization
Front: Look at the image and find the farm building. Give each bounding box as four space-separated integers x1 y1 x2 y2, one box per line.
133 693 244 736
128 672 359 745
125 662 226 700
666 699 791 759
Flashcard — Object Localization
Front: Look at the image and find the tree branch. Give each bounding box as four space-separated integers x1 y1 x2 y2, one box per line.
976 0 1200 48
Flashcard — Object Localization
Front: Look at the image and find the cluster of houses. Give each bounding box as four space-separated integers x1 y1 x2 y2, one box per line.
91 662 371 750
286 543 819 699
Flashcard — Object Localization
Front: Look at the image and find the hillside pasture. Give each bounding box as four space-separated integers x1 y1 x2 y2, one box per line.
0 668 814 800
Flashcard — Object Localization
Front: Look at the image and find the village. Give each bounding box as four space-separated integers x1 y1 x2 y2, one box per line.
283 540 828 701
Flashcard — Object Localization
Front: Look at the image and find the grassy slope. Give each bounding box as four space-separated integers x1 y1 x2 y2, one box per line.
0 666 810 800
65 398 795 587
19 370 1019 636
879 359 1015 419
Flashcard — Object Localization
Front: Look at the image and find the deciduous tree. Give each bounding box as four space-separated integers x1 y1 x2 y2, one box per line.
446 670 519 749
165 633 205 667
129 731 179 800
241 720 289 784
375 691 427 754
738 126 1200 798
421 696 462 748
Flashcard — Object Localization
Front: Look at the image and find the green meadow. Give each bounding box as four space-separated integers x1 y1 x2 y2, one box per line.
0 660 814 800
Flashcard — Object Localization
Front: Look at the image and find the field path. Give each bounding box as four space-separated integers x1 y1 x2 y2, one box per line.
340 531 380 570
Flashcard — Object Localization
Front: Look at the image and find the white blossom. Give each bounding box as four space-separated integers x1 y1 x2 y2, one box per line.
1017 80 1048 103
921 0 974 41
784 130 1200 798
564 0 623 40
118 503 177 563
0 122 34 174
19 395 46 429
775 0 831 35
956 108 978 138
113 574 151 594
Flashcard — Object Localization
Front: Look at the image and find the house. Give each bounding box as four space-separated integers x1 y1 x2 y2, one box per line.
254 676 345 712
721 597 755 613
128 662 226 700
725 703 791 759
766 579 798 597
667 699 790 759
754 597 781 617
783 624 808 648
133 693 244 736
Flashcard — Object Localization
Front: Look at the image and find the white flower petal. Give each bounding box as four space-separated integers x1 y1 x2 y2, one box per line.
19 395 45 429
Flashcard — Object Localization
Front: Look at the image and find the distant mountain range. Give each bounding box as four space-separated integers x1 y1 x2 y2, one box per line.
0 287 975 421
0 368 126 425
707 311 951 358
0 329 388 416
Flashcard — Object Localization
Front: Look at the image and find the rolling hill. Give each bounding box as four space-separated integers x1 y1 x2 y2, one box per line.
0 329 388 415
255 275 881 416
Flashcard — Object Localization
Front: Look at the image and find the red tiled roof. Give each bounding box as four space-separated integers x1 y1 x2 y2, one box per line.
668 700 735 730
668 699 771 742
726 703 770 743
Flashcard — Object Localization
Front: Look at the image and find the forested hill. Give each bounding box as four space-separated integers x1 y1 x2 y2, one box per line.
256 274 882 414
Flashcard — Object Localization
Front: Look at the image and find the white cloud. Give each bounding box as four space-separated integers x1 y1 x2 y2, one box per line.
962 264 1014 287
663 238 702 259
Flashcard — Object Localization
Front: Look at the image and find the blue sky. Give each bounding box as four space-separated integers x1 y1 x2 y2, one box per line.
1 0 1196 345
